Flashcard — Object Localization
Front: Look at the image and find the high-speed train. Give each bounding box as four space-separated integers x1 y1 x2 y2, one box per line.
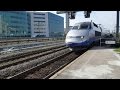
65 21 103 51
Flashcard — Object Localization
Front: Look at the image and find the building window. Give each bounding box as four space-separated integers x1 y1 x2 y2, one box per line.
10 16 25 20
34 17 45 19
34 28 45 30
34 24 45 26
34 13 45 15
34 32 45 33
34 21 45 22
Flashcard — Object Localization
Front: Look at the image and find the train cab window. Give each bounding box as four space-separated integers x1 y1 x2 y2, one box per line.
79 22 91 29
72 25 79 29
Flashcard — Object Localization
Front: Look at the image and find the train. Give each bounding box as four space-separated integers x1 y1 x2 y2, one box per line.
65 21 104 51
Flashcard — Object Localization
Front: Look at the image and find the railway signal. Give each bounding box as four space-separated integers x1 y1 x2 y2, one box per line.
68 11 76 19
84 11 91 18
57 11 92 19
56 11 92 36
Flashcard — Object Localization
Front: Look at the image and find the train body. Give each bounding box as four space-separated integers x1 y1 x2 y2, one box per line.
65 21 103 51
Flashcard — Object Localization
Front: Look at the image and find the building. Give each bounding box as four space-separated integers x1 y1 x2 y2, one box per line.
30 12 64 37
0 11 30 38
30 12 47 37
0 11 64 38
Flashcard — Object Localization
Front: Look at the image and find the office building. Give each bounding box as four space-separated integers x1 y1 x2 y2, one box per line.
0 11 29 38
30 12 64 37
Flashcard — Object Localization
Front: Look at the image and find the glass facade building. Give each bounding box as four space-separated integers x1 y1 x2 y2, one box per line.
0 11 30 38
27 12 31 37
48 12 64 37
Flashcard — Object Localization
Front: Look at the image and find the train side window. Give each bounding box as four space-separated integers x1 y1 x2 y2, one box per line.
93 23 98 28
72 26 79 29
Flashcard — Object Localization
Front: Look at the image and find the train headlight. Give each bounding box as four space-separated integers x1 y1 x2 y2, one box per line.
80 36 84 39
66 36 71 39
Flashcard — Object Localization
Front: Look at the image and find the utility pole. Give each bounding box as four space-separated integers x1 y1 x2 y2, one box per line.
116 11 119 42
66 12 69 36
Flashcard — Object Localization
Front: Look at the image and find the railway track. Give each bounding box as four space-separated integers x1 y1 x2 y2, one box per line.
7 50 72 79
0 45 67 70
0 45 70 79
0 41 64 56
0 44 65 63
6 49 87 79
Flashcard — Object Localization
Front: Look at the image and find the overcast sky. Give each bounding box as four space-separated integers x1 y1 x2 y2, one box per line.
38 11 117 32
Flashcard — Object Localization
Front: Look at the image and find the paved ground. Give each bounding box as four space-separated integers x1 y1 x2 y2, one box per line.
50 46 120 79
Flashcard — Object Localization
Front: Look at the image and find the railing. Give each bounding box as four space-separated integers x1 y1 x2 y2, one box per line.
99 38 116 47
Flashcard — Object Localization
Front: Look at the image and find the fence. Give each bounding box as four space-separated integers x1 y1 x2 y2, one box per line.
99 38 116 47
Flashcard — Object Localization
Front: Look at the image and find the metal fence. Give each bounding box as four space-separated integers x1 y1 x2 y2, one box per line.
99 38 116 47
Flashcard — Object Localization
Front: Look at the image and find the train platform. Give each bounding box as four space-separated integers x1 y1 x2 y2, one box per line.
50 46 120 79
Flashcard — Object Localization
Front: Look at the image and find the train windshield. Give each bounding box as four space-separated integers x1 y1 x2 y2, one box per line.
72 22 91 30
79 22 91 29
72 25 79 29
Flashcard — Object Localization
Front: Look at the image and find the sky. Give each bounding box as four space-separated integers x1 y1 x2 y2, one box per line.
38 11 117 32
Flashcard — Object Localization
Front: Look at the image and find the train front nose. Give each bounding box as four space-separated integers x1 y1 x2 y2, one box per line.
65 36 87 47
65 29 89 47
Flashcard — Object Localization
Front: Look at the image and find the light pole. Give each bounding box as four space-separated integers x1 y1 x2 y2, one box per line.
38 21 41 37
66 12 69 36
116 11 119 42
6 23 8 38
0 15 2 38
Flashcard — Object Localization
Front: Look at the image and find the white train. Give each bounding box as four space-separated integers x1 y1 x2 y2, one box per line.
65 21 103 51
